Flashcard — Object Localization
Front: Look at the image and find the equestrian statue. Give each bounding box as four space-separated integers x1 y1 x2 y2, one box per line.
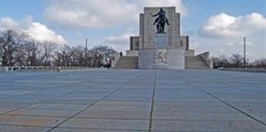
152 8 170 34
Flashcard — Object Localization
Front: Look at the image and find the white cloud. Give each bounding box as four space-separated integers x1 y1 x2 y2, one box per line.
44 0 186 29
201 12 266 38
188 34 265 62
141 0 186 14
104 32 137 53
105 33 135 45
0 17 18 30
26 23 66 44
0 16 66 44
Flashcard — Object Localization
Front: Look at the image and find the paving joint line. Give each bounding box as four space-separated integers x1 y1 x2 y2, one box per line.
182 71 266 126
171 71 266 127
0 82 105 116
148 71 157 132
46 74 144 132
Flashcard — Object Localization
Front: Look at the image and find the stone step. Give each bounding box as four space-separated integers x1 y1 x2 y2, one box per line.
114 56 138 69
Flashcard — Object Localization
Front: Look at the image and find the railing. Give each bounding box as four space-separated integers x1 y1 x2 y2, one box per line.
1 66 91 72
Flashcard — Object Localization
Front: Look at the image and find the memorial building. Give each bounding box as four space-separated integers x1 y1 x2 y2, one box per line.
113 7 213 69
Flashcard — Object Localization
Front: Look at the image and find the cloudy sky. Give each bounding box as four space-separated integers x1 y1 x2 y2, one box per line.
1 0 265 61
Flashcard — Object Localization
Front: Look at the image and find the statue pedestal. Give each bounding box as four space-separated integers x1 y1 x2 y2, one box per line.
138 48 185 69
139 33 184 69
153 34 169 48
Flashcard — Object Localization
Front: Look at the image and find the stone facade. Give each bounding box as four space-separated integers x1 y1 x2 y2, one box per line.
130 36 140 50
140 7 180 49
122 6 212 70
137 7 184 69
180 36 189 50
138 49 184 69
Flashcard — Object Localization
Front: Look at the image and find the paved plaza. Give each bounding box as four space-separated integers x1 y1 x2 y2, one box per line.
0 69 265 131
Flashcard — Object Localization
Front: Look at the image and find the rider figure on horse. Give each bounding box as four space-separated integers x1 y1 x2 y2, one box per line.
152 8 170 33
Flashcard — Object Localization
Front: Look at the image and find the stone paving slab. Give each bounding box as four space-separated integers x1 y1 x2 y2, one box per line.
6 109 79 118
51 127 148 132
0 125 50 132
152 120 266 132
26 103 88 111
59 118 149 130
0 101 32 109
44 98 96 105
96 100 151 106
0 115 65 127
76 109 149 120
153 111 251 121
154 104 237 113
0 70 266 131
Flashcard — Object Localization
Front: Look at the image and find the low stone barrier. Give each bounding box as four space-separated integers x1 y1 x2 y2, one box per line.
0 67 9 72
219 68 266 73
1 66 94 72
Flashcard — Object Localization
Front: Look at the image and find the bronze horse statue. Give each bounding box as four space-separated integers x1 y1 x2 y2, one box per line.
152 8 170 33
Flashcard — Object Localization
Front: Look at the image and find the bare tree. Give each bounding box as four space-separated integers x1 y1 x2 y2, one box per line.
230 53 243 67
91 45 117 67
54 45 73 66
23 40 40 66
0 30 122 68
39 41 57 66
71 46 86 66
212 55 230 68
253 58 266 68
0 30 28 66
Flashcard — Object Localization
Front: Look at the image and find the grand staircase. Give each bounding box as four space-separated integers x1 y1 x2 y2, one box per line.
185 56 210 70
113 56 138 69
113 55 211 70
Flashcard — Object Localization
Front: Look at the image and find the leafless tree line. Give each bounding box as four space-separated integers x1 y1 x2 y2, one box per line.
0 30 117 67
212 54 266 69
3 29 264 69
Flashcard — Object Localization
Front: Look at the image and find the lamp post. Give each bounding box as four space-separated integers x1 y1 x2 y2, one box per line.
85 38 88 66
243 37 246 68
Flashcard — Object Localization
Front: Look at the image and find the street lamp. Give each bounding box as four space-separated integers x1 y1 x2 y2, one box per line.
243 37 246 69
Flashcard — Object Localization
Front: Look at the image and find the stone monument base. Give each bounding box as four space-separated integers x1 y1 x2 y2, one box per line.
138 48 185 69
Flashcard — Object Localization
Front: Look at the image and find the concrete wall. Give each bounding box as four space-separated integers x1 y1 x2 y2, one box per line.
180 36 189 50
140 13 144 49
130 36 140 50
185 50 195 57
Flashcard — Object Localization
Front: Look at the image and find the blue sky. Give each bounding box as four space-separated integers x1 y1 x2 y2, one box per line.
1 0 265 61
